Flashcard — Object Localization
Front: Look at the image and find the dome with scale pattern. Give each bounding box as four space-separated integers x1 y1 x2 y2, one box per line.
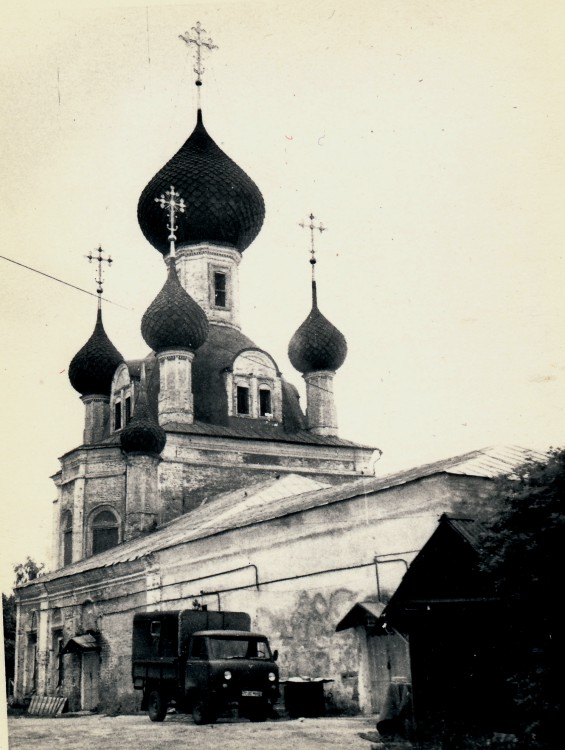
137 110 265 255
68 309 124 396
141 263 209 352
120 385 166 455
288 285 347 374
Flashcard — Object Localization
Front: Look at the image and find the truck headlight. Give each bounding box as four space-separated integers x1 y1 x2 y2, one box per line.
224 670 232 680
268 672 276 682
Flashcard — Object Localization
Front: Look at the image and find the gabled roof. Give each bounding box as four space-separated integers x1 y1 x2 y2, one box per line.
32 445 544 587
382 514 494 621
441 445 546 478
335 600 386 632
444 516 486 550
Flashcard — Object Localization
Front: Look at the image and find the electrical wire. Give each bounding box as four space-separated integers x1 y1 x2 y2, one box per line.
0 255 132 310
1 253 350 400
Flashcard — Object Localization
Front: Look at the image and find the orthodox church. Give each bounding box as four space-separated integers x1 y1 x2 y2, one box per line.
13 27 542 717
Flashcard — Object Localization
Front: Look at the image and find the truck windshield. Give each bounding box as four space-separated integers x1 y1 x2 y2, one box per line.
207 637 271 660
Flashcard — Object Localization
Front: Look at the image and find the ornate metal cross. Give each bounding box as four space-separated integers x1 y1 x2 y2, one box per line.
86 246 113 306
155 185 186 257
179 22 218 86
299 213 327 267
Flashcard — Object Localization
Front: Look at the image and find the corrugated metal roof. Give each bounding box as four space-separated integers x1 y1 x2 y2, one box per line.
445 445 547 478
32 444 546 586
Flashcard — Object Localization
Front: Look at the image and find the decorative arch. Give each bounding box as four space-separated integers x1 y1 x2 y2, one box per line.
225 348 283 421
88 505 121 556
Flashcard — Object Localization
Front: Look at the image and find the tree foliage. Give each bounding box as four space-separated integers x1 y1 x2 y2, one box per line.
3 592 16 690
3 557 45 691
457 448 565 749
13 556 45 586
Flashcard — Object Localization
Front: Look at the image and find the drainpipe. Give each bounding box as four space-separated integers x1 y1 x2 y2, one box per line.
374 556 409 601
199 590 221 611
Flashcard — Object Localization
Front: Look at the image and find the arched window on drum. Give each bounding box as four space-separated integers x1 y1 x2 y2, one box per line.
62 510 73 566
90 509 120 555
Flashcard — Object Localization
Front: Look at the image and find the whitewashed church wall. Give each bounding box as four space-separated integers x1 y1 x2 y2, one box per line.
15 472 490 714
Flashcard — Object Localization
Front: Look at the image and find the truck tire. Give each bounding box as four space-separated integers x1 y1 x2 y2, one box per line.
247 700 269 722
192 698 216 725
148 689 167 722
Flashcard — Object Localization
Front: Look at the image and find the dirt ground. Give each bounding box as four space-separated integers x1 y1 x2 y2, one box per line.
5 712 384 750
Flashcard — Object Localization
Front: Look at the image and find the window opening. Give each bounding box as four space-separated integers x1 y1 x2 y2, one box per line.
114 401 122 430
27 633 38 692
207 636 272 660
62 511 73 566
237 386 250 415
53 630 64 689
92 510 119 555
125 396 131 425
259 389 272 417
214 272 227 307
190 637 208 659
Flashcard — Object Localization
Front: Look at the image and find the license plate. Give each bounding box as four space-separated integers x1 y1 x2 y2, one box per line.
241 690 262 697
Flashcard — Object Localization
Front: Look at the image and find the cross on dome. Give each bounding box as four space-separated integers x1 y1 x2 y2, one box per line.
86 246 113 308
299 213 327 307
154 186 186 257
299 213 327 268
179 22 218 106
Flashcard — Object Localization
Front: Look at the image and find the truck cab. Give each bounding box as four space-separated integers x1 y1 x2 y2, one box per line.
132 610 279 723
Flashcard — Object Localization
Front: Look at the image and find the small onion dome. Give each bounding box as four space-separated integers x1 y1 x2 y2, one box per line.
138 109 265 255
69 309 124 396
141 263 209 352
288 300 347 375
120 387 166 455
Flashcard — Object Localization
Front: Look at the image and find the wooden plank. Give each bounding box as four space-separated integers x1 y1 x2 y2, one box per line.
28 695 68 717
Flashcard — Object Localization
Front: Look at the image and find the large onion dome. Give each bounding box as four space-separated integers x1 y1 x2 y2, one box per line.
120 384 166 455
141 263 209 352
137 110 265 255
288 283 347 374
69 309 124 396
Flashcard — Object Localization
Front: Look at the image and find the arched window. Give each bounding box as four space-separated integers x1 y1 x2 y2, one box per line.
51 609 64 691
91 509 119 555
62 510 73 566
111 364 135 432
227 350 283 421
81 600 98 632
26 611 38 693
51 608 63 628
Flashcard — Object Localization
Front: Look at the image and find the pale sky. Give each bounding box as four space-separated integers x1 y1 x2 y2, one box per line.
1 0 564 594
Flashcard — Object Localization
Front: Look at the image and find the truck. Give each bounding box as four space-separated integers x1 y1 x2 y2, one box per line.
131 609 279 724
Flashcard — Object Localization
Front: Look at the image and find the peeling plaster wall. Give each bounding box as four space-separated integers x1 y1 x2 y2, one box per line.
16 473 491 715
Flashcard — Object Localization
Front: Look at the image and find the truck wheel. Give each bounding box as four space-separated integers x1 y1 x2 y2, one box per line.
192 699 216 725
247 702 269 722
148 690 167 722
249 711 268 722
